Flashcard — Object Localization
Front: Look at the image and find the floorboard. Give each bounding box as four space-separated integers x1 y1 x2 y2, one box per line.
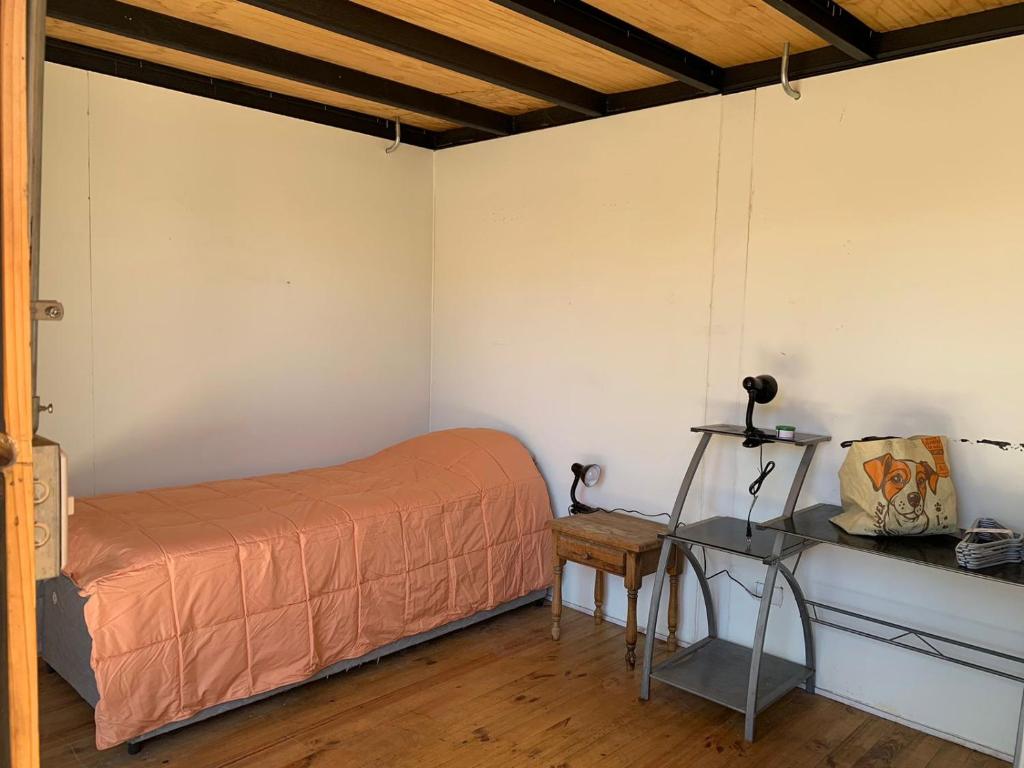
38 604 1005 767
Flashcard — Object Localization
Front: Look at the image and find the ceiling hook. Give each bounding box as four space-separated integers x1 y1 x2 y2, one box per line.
385 119 402 154
781 42 801 101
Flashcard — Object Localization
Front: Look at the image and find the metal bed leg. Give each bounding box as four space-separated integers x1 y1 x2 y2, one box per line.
745 532 785 742
777 561 815 694
126 741 143 756
640 433 711 701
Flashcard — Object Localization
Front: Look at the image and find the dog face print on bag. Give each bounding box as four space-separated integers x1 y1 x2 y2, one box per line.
862 437 951 535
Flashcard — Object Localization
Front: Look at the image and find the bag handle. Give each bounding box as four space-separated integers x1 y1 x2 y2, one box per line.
839 435 899 449
963 527 1015 535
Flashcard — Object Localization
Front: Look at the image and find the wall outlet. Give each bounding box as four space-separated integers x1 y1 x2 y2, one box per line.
754 581 784 607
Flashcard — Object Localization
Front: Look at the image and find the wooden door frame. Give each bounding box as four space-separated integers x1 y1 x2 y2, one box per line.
1 0 40 766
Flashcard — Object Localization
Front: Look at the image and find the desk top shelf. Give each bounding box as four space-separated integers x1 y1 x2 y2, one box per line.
661 516 810 561
760 503 1024 587
692 424 831 446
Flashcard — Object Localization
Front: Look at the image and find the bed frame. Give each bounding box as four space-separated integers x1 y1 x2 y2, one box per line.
39 575 547 754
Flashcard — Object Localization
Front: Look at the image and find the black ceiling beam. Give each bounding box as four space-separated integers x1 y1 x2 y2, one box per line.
239 0 605 117
437 2 1024 149
724 2 1024 91
47 0 514 135
760 0 876 61
490 0 721 93
876 1 1024 57
45 39 441 148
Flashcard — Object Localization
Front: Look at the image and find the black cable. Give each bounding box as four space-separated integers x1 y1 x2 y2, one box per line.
745 443 775 540
706 569 762 600
700 545 762 600
568 502 669 519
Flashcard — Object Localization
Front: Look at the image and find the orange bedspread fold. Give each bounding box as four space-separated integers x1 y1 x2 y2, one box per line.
64 428 553 749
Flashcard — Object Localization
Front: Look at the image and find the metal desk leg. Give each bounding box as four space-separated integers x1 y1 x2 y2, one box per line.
640 432 711 701
677 544 717 639
1015 687 1024 768
778 560 815 695
745 532 785 742
640 538 675 700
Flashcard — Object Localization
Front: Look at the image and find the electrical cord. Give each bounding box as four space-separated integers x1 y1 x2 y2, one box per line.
699 545 762 600
745 443 775 541
568 502 668 519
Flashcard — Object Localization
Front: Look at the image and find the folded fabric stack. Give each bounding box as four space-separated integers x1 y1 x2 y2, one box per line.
955 518 1024 570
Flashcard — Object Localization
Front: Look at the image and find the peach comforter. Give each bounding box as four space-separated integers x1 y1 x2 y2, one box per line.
65 429 552 749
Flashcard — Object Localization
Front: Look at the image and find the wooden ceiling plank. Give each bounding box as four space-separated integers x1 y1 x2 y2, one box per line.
438 2 1024 147
239 0 605 116
350 0 667 93
761 0 877 60
838 0 1021 33
489 0 721 92
47 19 457 132
875 1 1024 54
585 0 825 68
45 37 443 144
47 0 514 134
122 0 552 115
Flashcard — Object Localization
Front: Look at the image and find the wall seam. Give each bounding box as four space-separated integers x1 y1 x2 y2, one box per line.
719 87 760 642
428 150 437 433
687 93 727 643
84 72 97 496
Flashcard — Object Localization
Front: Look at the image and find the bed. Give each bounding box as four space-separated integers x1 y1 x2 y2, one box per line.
39 428 553 751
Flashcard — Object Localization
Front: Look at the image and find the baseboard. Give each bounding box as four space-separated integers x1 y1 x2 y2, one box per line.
557 600 1012 763
812 687 1012 764
560 598 673 642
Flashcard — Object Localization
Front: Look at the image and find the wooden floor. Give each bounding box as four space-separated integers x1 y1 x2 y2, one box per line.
40 604 1003 768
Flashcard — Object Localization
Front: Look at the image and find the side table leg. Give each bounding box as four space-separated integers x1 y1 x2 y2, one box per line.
625 555 640 670
625 588 638 669
551 557 565 641
594 570 604 625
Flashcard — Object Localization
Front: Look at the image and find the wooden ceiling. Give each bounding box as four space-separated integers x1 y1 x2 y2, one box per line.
44 0 1024 149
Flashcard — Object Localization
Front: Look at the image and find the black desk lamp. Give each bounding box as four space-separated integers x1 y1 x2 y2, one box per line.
569 463 602 514
742 374 778 448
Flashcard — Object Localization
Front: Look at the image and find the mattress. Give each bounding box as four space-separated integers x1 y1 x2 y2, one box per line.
61 428 552 749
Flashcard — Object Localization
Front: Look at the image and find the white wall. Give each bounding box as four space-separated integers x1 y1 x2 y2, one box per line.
433 36 1024 759
38 64 434 495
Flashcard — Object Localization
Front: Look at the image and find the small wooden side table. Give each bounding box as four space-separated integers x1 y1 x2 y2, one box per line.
548 512 682 669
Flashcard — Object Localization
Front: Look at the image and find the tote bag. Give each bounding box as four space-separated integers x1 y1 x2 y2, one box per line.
832 436 957 536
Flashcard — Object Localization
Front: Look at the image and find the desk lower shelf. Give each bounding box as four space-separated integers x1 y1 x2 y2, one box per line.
651 637 812 714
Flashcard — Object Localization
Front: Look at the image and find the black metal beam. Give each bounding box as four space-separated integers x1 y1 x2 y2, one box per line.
760 0 876 61
47 0 514 135
45 39 441 148
490 0 721 93
437 2 1024 148
877 1 1024 57
239 0 605 117
44 0 1024 151
724 2 1024 92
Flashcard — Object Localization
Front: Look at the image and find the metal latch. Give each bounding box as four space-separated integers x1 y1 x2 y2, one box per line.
31 299 63 321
